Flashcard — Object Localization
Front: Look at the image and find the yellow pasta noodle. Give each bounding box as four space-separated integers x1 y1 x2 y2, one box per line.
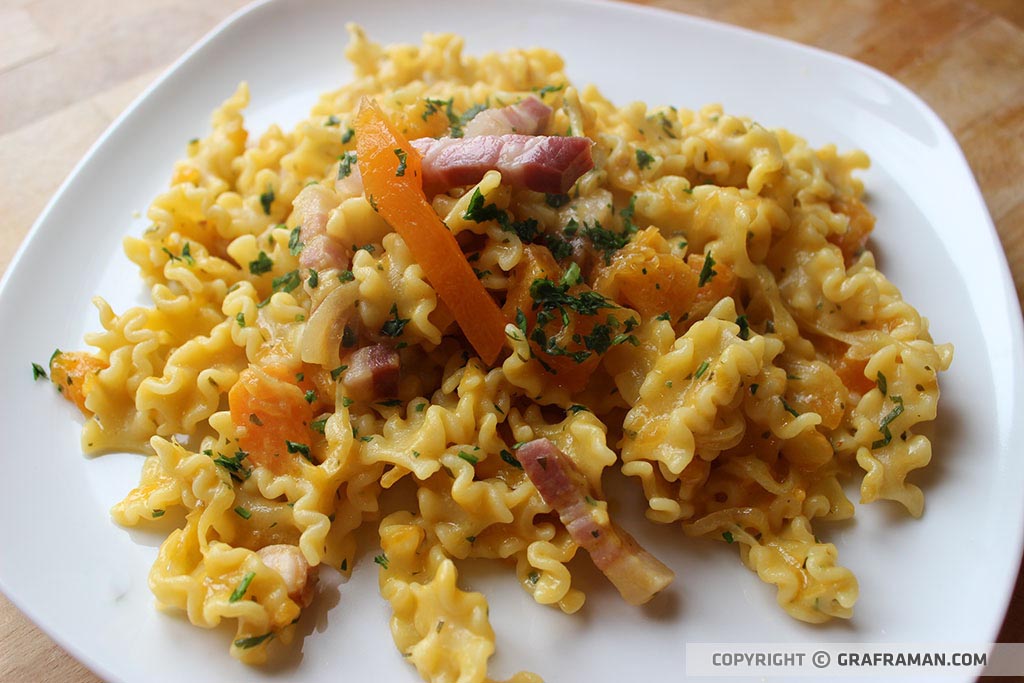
47 24 952 682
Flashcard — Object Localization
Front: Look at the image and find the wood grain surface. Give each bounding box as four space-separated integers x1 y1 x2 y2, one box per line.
1 1 1021 681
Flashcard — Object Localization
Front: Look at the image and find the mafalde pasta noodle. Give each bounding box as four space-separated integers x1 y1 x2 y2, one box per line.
45 24 952 682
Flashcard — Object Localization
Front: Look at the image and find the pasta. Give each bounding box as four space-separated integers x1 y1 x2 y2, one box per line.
45 24 952 681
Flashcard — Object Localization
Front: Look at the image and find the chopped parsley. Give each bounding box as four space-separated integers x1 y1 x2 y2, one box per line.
457 450 480 465
307 269 319 288
722 531 734 544
151 509 165 518
338 269 355 283
31 363 47 381
545 193 570 208
876 371 888 396
655 311 672 321
234 506 252 520
286 440 309 456
635 148 655 170
698 252 717 287
337 151 357 180
393 148 408 177
342 325 357 348
234 633 274 649
311 416 328 434
304 389 316 404
780 397 801 418
535 84 565 97
736 315 750 340
330 365 348 380
376 399 402 408
462 187 539 243
544 234 573 261
229 572 255 602
181 242 195 266
341 127 355 143
272 269 301 293
236 312 246 327
249 251 273 275
500 449 522 469
212 450 250 481
694 360 710 379
325 115 340 126
288 226 303 255
259 185 275 215
527 571 540 586
871 396 905 449
583 220 632 264
381 303 410 337
373 553 389 569
561 262 583 287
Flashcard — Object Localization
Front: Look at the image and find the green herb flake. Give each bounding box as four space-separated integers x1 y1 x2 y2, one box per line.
234 506 252 520
871 396 905 449
341 325 357 348
330 365 348 381
414 402 427 413
337 151 357 180
236 312 246 327
877 371 888 396
780 397 801 418
286 441 311 458
259 185 275 215
698 252 717 287
342 396 355 408
338 269 355 283
31 363 48 381
457 450 480 465
635 149 655 170
527 571 540 586
307 269 319 288
736 315 750 340
381 303 410 337
234 633 274 649
229 571 255 602
311 416 328 434
325 115 340 126
341 127 355 144
750 383 759 395
373 553 390 570
151 509 166 518
288 226 303 255
181 242 195 266
500 449 522 469
394 148 408 177
694 360 711 379
212 450 250 481
249 251 273 276
545 193 570 208
272 269 301 293
303 389 316 404
723 531 734 544
560 262 583 287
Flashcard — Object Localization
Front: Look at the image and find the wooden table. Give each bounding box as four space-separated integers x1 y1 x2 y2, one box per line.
1 1 1021 680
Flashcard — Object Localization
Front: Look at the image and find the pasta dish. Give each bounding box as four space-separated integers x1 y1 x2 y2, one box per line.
40 25 953 682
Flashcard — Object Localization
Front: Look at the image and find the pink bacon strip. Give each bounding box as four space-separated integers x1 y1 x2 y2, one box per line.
517 438 675 605
411 135 593 196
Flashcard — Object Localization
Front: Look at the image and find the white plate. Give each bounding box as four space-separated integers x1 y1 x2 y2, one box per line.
2 1 1021 682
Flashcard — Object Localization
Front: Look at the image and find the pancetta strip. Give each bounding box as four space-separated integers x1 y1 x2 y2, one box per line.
517 438 675 605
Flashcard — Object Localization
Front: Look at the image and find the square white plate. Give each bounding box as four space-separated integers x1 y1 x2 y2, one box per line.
1 1 1021 682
